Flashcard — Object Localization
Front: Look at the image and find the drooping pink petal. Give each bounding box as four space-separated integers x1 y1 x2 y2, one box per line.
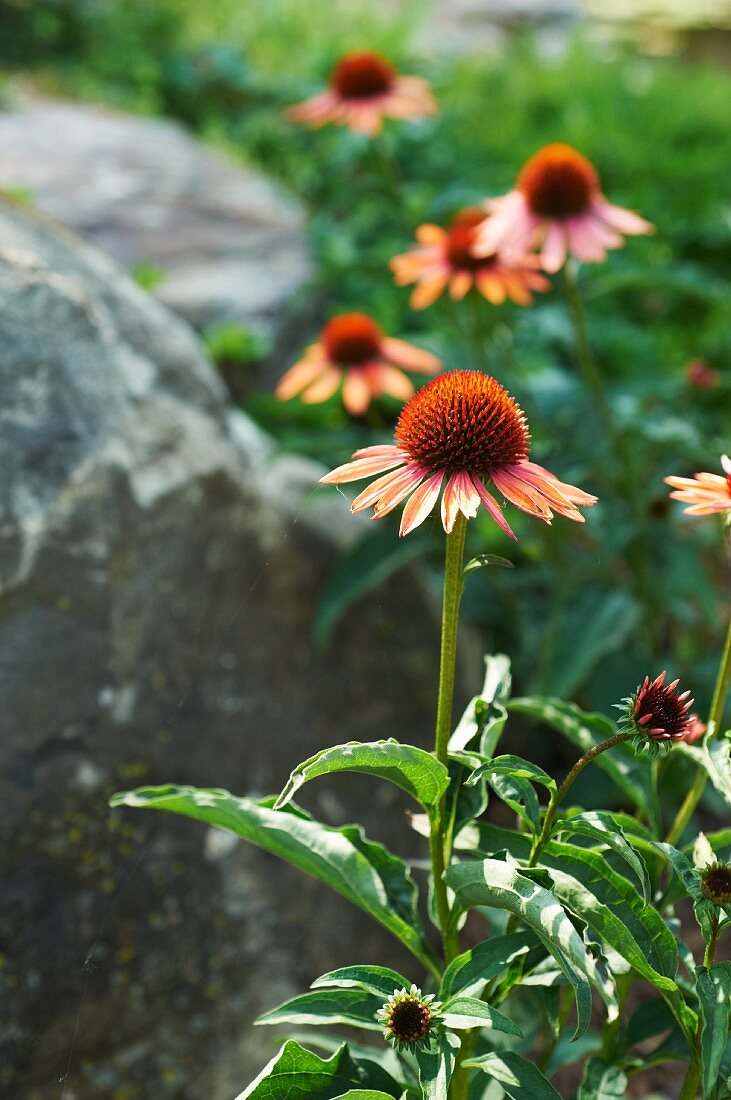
276 354 328 400
351 464 420 513
491 467 554 521
592 199 654 236
453 470 481 519
301 366 342 404
399 472 444 536
320 449 406 485
342 369 373 416
441 472 462 533
540 220 568 273
471 475 517 540
369 362 414 401
382 337 441 373
409 273 450 309
449 271 473 300
372 465 426 517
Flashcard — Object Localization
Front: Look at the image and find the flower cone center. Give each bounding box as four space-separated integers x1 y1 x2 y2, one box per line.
395 370 529 475
702 865 731 903
389 999 432 1043
445 208 492 271
331 52 395 99
518 143 599 217
634 681 690 739
323 313 383 365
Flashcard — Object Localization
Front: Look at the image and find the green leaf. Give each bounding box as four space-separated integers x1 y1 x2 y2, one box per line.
440 931 538 998
552 811 651 902
331 1093 397 1100
456 820 532 861
679 734 731 808
256 988 383 1031
541 840 679 989
698 963 731 1098
235 1041 393 1100
275 740 449 817
445 858 595 1038
485 771 541 834
653 841 716 941
577 1057 628 1099
414 1033 459 1100
508 697 653 814
463 554 514 576
312 966 411 1000
314 527 429 647
466 755 557 798
111 786 437 974
464 1052 562 1099
449 654 511 756
440 995 522 1036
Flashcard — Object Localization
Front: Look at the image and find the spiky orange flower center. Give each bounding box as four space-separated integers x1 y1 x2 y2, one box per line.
388 998 432 1043
701 864 731 905
323 313 383 365
518 143 599 218
330 51 396 99
633 679 691 741
395 370 529 476
445 208 493 270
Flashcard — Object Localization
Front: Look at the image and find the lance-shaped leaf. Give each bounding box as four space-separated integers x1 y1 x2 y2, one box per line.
466 754 557 798
541 841 679 989
256 988 383 1031
449 654 511 755
415 1033 459 1100
508 697 652 814
577 1057 628 1099
441 931 538 998
551 811 651 902
275 740 449 817
445 858 595 1038
653 841 716 941
464 1051 562 1099
312 966 411 1000
440 995 522 1036
235 1041 398 1100
678 735 731 808
463 553 514 576
486 771 542 834
111 786 437 974
331 1093 397 1100
697 963 731 1098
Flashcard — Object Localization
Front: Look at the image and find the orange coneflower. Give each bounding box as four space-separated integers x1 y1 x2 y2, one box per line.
287 51 436 137
665 455 731 516
276 312 440 416
390 207 550 310
476 143 653 274
320 370 597 537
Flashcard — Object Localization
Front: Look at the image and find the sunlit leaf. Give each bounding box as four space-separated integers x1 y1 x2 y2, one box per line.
441 995 523 1035
256 988 383 1031
464 1051 562 1099
577 1057 627 1099
697 963 731 1098
312 966 410 1000
552 810 651 902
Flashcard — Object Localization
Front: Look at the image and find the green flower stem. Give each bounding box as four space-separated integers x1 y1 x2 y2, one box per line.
529 731 635 867
431 513 468 966
666 608 731 846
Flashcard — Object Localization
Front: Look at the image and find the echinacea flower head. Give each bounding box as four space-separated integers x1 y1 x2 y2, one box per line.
685 359 720 390
618 671 695 754
665 455 731 517
376 985 441 1050
276 312 440 416
475 143 653 274
390 207 550 309
320 370 597 537
700 862 731 907
287 51 436 137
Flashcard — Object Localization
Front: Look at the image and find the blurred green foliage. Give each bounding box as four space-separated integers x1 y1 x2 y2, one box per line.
2 0 730 741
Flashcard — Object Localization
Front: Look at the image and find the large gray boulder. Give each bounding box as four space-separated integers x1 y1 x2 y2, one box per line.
0 201 468 1098
0 95 313 398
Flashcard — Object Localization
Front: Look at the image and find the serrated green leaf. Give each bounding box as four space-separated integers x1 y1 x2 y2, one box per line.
552 811 651 902
256 988 383 1031
508 697 653 816
464 1051 562 1099
275 740 449 817
312 966 411 1000
415 1033 459 1100
577 1057 627 1099
235 1041 390 1100
445 858 594 1038
449 654 511 756
111 786 437 975
698 963 731 1098
440 931 538 998
441 995 522 1035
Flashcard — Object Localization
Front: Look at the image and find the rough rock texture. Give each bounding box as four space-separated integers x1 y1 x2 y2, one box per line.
0 202 469 1099
0 95 312 397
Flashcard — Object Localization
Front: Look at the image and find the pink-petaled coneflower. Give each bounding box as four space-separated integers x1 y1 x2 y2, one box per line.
390 207 550 310
320 370 597 537
618 671 695 751
276 312 440 416
664 455 731 516
475 143 653 274
287 51 436 137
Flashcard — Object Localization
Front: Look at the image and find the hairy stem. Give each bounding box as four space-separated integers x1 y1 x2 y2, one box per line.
431 513 467 965
666 608 731 846
530 731 635 866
